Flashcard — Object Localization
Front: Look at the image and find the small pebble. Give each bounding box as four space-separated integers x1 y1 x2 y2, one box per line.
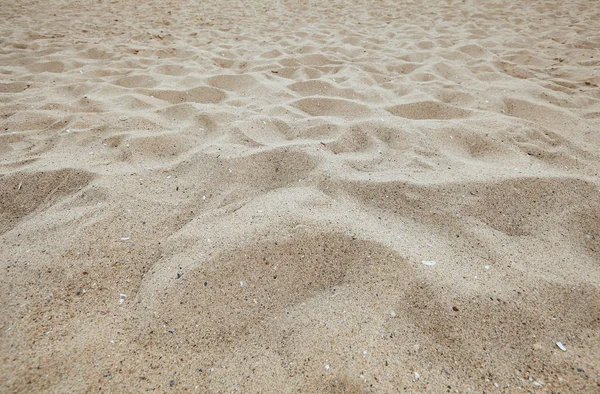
169 380 174 387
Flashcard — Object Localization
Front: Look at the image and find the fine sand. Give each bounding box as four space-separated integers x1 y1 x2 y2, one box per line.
1 0 599 392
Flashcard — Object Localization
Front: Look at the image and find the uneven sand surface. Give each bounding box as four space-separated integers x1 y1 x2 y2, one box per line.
1 0 600 392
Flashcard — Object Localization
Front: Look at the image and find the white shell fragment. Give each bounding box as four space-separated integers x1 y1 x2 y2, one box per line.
556 342 566 352
422 260 436 266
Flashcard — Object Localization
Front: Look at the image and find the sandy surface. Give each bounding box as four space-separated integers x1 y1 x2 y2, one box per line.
1 0 600 392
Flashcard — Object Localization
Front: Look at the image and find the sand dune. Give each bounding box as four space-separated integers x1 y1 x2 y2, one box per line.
1 0 599 392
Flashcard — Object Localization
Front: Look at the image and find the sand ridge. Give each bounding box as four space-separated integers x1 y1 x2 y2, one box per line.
1 0 599 392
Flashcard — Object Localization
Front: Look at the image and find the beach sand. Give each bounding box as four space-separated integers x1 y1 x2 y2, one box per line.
1 0 599 392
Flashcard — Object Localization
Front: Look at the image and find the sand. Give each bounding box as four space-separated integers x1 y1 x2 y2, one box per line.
1 0 599 392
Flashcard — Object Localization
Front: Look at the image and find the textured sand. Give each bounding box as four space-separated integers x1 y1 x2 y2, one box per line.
1 0 600 392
